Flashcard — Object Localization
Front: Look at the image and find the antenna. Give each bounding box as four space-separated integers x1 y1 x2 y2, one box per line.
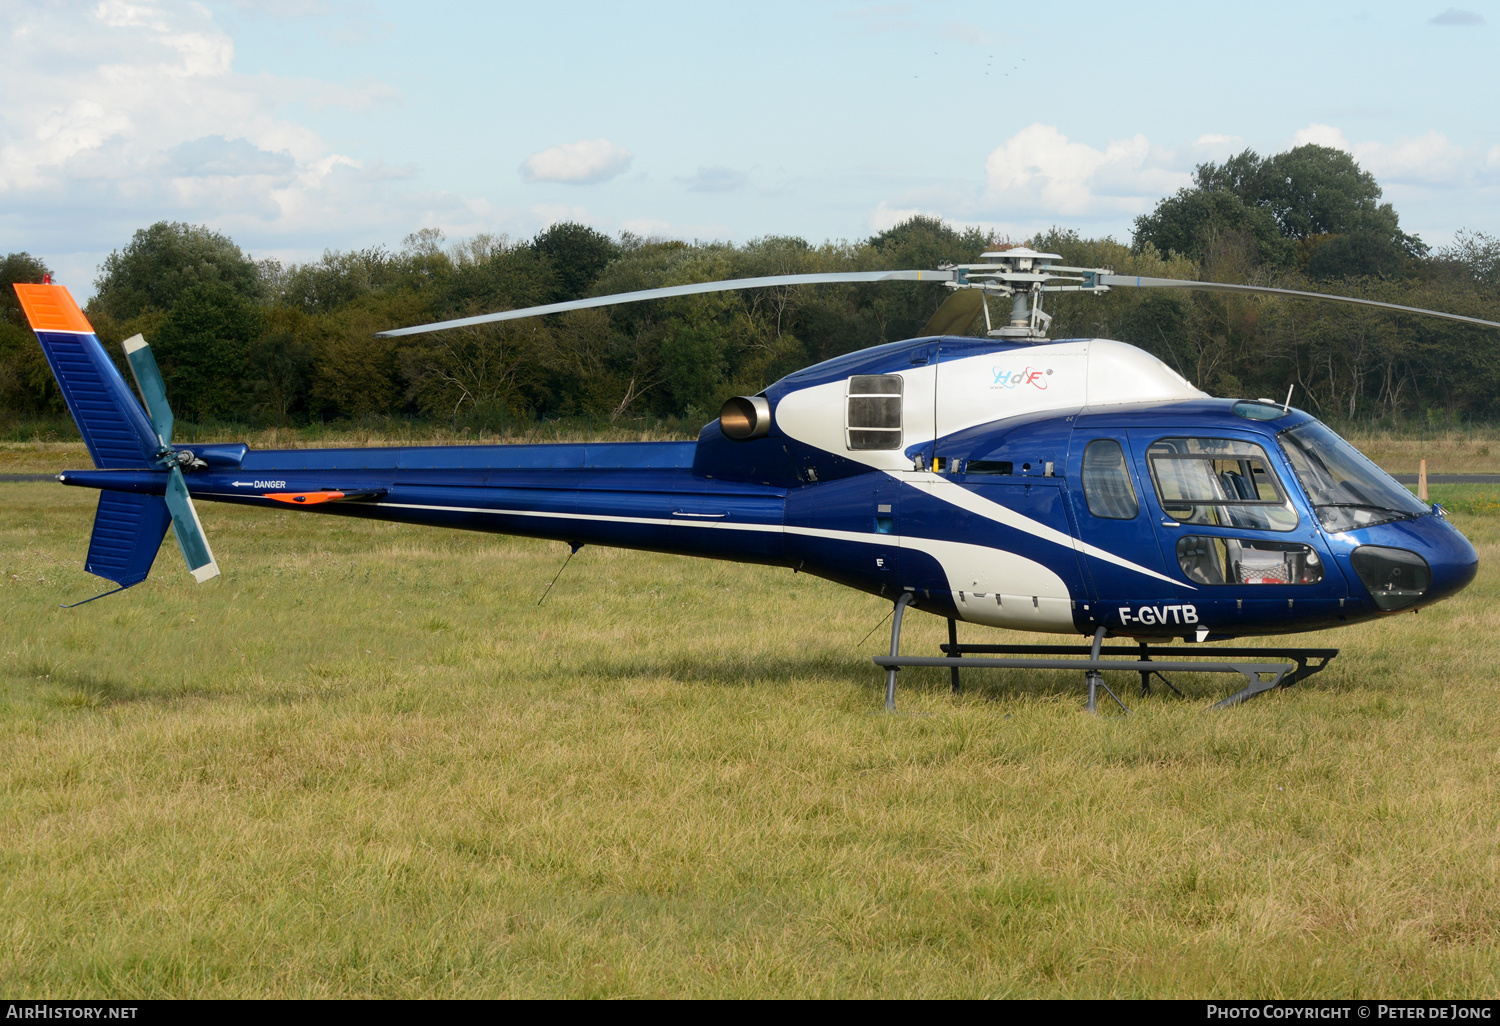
1283 384 1294 412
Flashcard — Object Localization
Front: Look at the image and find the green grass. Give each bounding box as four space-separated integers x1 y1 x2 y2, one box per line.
1 482 1498 997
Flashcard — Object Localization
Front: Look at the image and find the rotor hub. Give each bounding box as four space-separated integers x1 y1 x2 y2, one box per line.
940 248 1105 342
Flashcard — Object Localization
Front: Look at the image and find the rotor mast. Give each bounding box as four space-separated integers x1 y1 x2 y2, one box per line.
941 248 1111 341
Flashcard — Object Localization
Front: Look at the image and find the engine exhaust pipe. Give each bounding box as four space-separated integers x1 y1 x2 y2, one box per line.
718 395 771 440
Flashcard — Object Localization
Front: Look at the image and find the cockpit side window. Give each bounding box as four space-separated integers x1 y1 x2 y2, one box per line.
1146 437 1298 532
846 374 903 450
1081 439 1139 519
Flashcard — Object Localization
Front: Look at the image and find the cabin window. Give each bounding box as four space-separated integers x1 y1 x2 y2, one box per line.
1175 536 1325 586
846 374 903 450
1147 437 1298 532
1279 420 1429 532
1081 439 1139 519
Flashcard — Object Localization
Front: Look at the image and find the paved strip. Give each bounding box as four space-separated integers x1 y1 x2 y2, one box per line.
1392 474 1500 484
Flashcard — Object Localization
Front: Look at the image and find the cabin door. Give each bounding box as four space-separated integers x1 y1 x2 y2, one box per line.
1067 433 1178 629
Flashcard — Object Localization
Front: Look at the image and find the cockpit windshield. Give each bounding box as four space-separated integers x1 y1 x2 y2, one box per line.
1278 421 1429 533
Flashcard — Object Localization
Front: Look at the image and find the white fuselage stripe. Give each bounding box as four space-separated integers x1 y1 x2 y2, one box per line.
212 493 1178 590
366 500 1180 588
895 472 1190 588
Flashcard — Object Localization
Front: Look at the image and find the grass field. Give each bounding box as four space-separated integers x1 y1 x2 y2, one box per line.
1 479 1498 998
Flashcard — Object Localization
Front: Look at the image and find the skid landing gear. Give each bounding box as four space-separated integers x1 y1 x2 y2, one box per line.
1137 641 1183 697
873 608 1339 712
1084 627 1130 715
883 592 914 712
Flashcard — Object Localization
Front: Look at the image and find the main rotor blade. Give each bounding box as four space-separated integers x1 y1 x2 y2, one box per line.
923 288 986 336
163 464 219 583
121 334 173 447
1099 276 1500 330
375 269 958 338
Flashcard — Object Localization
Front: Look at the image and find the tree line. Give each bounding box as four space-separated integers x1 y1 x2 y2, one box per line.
1 143 1497 435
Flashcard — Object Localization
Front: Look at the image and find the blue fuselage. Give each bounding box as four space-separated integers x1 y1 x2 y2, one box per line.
59 394 1478 641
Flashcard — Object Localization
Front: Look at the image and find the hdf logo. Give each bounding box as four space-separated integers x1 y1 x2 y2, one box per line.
991 366 1052 390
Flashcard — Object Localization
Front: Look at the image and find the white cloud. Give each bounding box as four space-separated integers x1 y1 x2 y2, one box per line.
868 201 932 233
226 0 332 16
1192 133 1245 152
0 0 481 293
980 123 1191 218
618 217 675 238
1291 123 1353 151
1429 7 1485 25
530 203 595 227
865 126 1252 241
680 166 747 193
617 216 732 241
1290 123 1500 190
938 22 999 46
164 135 296 177
519 139 632 185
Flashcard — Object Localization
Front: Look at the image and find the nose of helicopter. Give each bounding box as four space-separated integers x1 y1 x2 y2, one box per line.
1422 514 1481 605
1346 513 1478 614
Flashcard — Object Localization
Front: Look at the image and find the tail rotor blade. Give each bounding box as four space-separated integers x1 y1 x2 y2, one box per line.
122 334 174 448
163 465 219 583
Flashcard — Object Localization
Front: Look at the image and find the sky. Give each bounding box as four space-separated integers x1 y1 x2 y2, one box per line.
1 0 1496 298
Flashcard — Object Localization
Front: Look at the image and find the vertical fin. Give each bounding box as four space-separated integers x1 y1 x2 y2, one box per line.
12 284 156 468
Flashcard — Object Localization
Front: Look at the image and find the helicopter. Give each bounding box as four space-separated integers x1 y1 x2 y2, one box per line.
13 248 1492 712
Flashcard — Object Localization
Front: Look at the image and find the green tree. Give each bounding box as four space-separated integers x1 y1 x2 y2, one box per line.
660 321 728 417
92 222 265 322
1 252 52 327
399 323 548 427
1438 230 1500 289
1132 145 1424 278
531 222 621 302
280 248 401 313
152 281 262 419
0 252 59 414
1131 188 1290 267
248 328 315 428
439 242 556 319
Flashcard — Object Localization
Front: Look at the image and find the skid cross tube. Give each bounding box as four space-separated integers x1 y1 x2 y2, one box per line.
876 640 1339 711
937 643 1338 688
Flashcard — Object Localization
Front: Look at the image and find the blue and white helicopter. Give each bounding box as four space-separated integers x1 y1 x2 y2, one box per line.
15 248 1493 711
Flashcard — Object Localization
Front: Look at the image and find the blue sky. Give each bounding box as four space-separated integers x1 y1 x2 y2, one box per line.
1 0 1496 297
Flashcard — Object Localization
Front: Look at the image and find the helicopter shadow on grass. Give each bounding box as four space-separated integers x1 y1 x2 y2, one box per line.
10 657 135 709
569 650 879 690
561 647 1273 710
7 656 264 710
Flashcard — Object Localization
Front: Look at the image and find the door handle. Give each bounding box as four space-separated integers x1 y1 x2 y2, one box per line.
1159 519 1180 527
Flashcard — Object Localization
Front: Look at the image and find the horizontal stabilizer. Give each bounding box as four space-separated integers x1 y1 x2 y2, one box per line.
84 490 173 589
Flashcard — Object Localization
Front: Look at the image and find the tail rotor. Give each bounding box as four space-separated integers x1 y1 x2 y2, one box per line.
121 334 219 583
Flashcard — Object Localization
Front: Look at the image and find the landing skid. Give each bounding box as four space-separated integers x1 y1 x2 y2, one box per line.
874 601 1337 713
